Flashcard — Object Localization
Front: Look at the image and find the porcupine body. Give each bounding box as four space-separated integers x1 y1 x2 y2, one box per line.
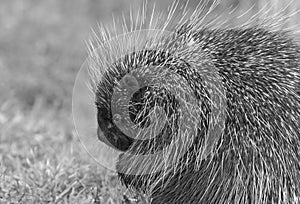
89 1 300 204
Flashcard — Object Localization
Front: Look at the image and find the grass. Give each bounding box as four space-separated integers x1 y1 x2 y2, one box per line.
0 0 299 203
0 99 139 204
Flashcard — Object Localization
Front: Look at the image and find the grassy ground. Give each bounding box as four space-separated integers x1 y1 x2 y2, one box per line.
0 100 130 204
0 0 299 203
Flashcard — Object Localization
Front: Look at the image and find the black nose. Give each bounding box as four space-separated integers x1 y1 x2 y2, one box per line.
97 108 134 152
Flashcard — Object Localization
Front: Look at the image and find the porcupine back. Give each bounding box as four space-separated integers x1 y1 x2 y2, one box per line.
149 27 300 204
88 1 300 203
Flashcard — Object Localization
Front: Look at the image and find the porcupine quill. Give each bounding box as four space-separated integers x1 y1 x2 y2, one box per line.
87 1 300 203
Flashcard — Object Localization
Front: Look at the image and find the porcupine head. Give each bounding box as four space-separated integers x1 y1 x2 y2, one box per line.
84 1 300 203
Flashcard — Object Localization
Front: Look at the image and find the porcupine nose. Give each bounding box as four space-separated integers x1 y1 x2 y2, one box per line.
97 107 134 151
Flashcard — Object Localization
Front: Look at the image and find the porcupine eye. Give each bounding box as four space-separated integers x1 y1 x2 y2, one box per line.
126 85 180 154
128 86 152 129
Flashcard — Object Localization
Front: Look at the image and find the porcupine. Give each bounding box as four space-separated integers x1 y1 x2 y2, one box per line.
87 1 300 203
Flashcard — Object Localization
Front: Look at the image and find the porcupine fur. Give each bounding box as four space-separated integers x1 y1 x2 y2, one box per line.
88 1 300 203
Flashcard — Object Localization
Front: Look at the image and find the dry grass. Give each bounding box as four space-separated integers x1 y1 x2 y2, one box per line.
0 101 133 203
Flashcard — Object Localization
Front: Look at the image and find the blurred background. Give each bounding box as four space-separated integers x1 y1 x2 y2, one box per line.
0 0 299 203
0 0 299 112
